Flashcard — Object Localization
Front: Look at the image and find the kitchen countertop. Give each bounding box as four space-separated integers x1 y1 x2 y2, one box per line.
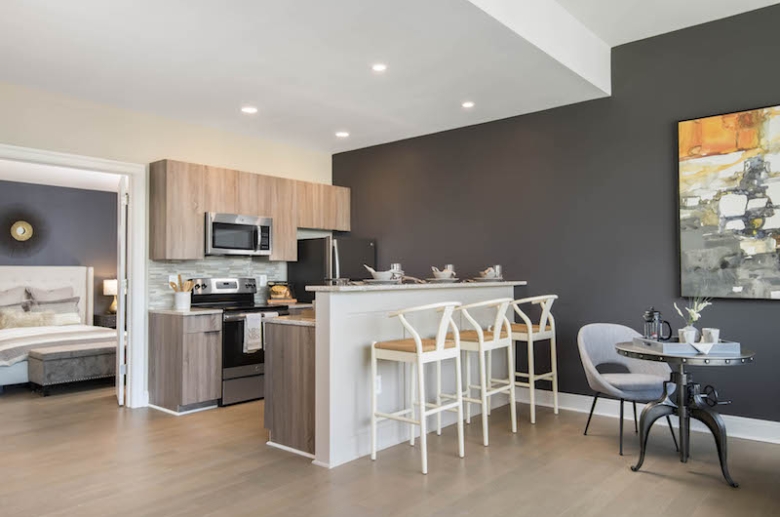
307 280 527 293
148 308 223 316
265 315 316 327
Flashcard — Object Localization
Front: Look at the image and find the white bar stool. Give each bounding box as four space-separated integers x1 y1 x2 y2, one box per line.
370 302 465 475
444 298 517 446
511 295 559 424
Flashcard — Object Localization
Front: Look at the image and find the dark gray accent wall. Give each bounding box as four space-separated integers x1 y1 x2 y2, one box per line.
0 180 117 315
334 6 780 422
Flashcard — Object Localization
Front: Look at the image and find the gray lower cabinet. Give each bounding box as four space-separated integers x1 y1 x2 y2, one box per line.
264 322 315 454
149 311 222 412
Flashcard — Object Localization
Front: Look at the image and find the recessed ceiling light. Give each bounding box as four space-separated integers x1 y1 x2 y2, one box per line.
371 63 387 72
335 131 350 138
462 101 475 109
241 106 258 114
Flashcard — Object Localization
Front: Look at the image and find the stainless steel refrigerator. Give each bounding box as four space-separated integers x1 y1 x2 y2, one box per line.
287 237 376 303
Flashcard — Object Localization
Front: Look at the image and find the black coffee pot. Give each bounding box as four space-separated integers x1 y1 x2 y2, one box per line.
643 307 672 341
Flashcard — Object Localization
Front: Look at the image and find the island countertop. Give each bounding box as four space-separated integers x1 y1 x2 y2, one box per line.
265 315 316 327
306 280 526 293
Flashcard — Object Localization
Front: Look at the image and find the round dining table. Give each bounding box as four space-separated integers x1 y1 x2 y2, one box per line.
615 341 755 487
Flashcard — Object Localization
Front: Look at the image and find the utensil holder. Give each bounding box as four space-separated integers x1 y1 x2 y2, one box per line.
174 292 191 311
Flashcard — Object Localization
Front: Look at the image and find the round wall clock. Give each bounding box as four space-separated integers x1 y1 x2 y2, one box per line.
10 220 33 242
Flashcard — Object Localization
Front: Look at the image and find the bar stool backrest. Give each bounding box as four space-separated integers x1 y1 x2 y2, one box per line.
511 295 558 332
458 297 513 344
390 301 462 354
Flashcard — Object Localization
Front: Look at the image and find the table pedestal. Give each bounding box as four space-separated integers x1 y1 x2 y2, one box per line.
630 364 738 487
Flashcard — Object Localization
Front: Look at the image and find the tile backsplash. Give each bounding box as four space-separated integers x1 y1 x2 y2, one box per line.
148 257 286 310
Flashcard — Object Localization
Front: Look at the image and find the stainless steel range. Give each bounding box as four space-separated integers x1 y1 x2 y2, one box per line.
189 277 288 406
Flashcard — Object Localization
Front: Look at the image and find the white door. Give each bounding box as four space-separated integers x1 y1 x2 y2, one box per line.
116 175 129 406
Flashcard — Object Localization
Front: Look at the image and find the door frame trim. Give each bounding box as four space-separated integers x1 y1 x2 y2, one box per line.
0 143 148 408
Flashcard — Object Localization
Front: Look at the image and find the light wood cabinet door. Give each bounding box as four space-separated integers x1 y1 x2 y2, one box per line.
236 173 297 261
295 182 351 231
149 160 206 260
181 331 222 406
268 177 297 261
204 166 238 214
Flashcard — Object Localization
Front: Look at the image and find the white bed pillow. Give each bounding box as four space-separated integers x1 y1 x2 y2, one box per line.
27 286 74 302
0 311 54 329
0 302 26 314
28 296 80 315
50 312 82 326
0 286 27 306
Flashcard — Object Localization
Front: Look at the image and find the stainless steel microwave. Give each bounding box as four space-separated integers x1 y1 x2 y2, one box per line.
205 213 273 257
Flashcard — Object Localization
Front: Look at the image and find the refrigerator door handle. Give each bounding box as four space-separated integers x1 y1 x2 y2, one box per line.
333 238 341 279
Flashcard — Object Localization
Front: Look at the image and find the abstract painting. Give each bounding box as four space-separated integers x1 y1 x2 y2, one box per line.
679 105 780 299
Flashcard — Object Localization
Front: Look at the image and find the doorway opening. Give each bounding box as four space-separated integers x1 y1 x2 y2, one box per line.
0 144 146 408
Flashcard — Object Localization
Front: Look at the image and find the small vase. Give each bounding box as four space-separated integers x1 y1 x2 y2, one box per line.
174 292 191 312
678 326 698 345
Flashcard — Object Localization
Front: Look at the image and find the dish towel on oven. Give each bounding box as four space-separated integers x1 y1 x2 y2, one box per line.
244 313 264 352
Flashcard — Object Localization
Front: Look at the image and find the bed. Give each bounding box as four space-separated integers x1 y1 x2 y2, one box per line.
0 266 118 390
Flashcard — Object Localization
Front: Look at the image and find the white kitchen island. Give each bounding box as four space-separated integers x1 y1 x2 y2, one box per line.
309 281 527 468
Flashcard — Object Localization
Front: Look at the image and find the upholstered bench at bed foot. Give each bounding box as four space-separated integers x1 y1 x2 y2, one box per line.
28 343 116 396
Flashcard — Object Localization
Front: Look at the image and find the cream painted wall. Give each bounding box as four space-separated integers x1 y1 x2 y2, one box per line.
0 81 331 183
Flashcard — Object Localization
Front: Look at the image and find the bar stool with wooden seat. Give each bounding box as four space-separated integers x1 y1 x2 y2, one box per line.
444 298 517 446
511 295 559 424
370 302 465 475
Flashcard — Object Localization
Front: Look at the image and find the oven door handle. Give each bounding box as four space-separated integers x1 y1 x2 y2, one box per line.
223 313 278 322
224 314 250 322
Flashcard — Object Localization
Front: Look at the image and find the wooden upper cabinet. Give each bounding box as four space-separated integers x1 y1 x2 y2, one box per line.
149 160 206 260
295 182 351 231
204 166 238 214
150 159 348 261
236 172 297 261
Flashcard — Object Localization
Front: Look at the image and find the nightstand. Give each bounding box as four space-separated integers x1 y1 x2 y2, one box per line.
93 313 117 329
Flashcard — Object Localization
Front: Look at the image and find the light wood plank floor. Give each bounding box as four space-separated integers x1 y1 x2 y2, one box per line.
1 385 778 517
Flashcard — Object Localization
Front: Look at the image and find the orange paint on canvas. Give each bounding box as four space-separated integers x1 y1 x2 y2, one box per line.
699 115 738 155
678 120 702 159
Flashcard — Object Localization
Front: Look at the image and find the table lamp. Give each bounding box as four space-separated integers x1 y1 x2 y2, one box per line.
104 279 118 314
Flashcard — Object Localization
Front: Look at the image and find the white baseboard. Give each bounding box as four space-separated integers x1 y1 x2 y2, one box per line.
515 387 780 445
147 403 217 416
266 441 315 459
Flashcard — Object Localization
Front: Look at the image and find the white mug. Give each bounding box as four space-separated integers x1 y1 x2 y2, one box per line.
678 328 697 345
702 328 720 344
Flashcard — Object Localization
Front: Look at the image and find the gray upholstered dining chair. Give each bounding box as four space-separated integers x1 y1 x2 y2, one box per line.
577 323 679 455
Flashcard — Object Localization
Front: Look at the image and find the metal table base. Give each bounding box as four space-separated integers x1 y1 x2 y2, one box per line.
616 343 755 488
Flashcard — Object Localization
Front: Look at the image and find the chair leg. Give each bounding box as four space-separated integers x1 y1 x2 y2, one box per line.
478 349 490 447
550 333 559 415
583 393 599 435
506 341 517 433
454 352 465 459
465 350 472 424
416 357 428 474
666 415 680 452
527 339 536 424
486 350 492 416
619 398 624 456
409 363 416 447
436 359 442 436
370 345 378 461
633 401 638 434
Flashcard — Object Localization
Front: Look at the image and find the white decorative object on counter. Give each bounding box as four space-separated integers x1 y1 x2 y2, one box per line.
431 265 456 279
364 264 398 280
174 292 191 311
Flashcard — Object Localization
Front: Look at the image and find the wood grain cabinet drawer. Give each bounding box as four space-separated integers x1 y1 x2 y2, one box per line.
183 314 221 334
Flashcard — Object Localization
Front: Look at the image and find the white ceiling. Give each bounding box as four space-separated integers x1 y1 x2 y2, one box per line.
0 159 121 192
0 0 776 154
0 0 608 154
556 0 780 47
